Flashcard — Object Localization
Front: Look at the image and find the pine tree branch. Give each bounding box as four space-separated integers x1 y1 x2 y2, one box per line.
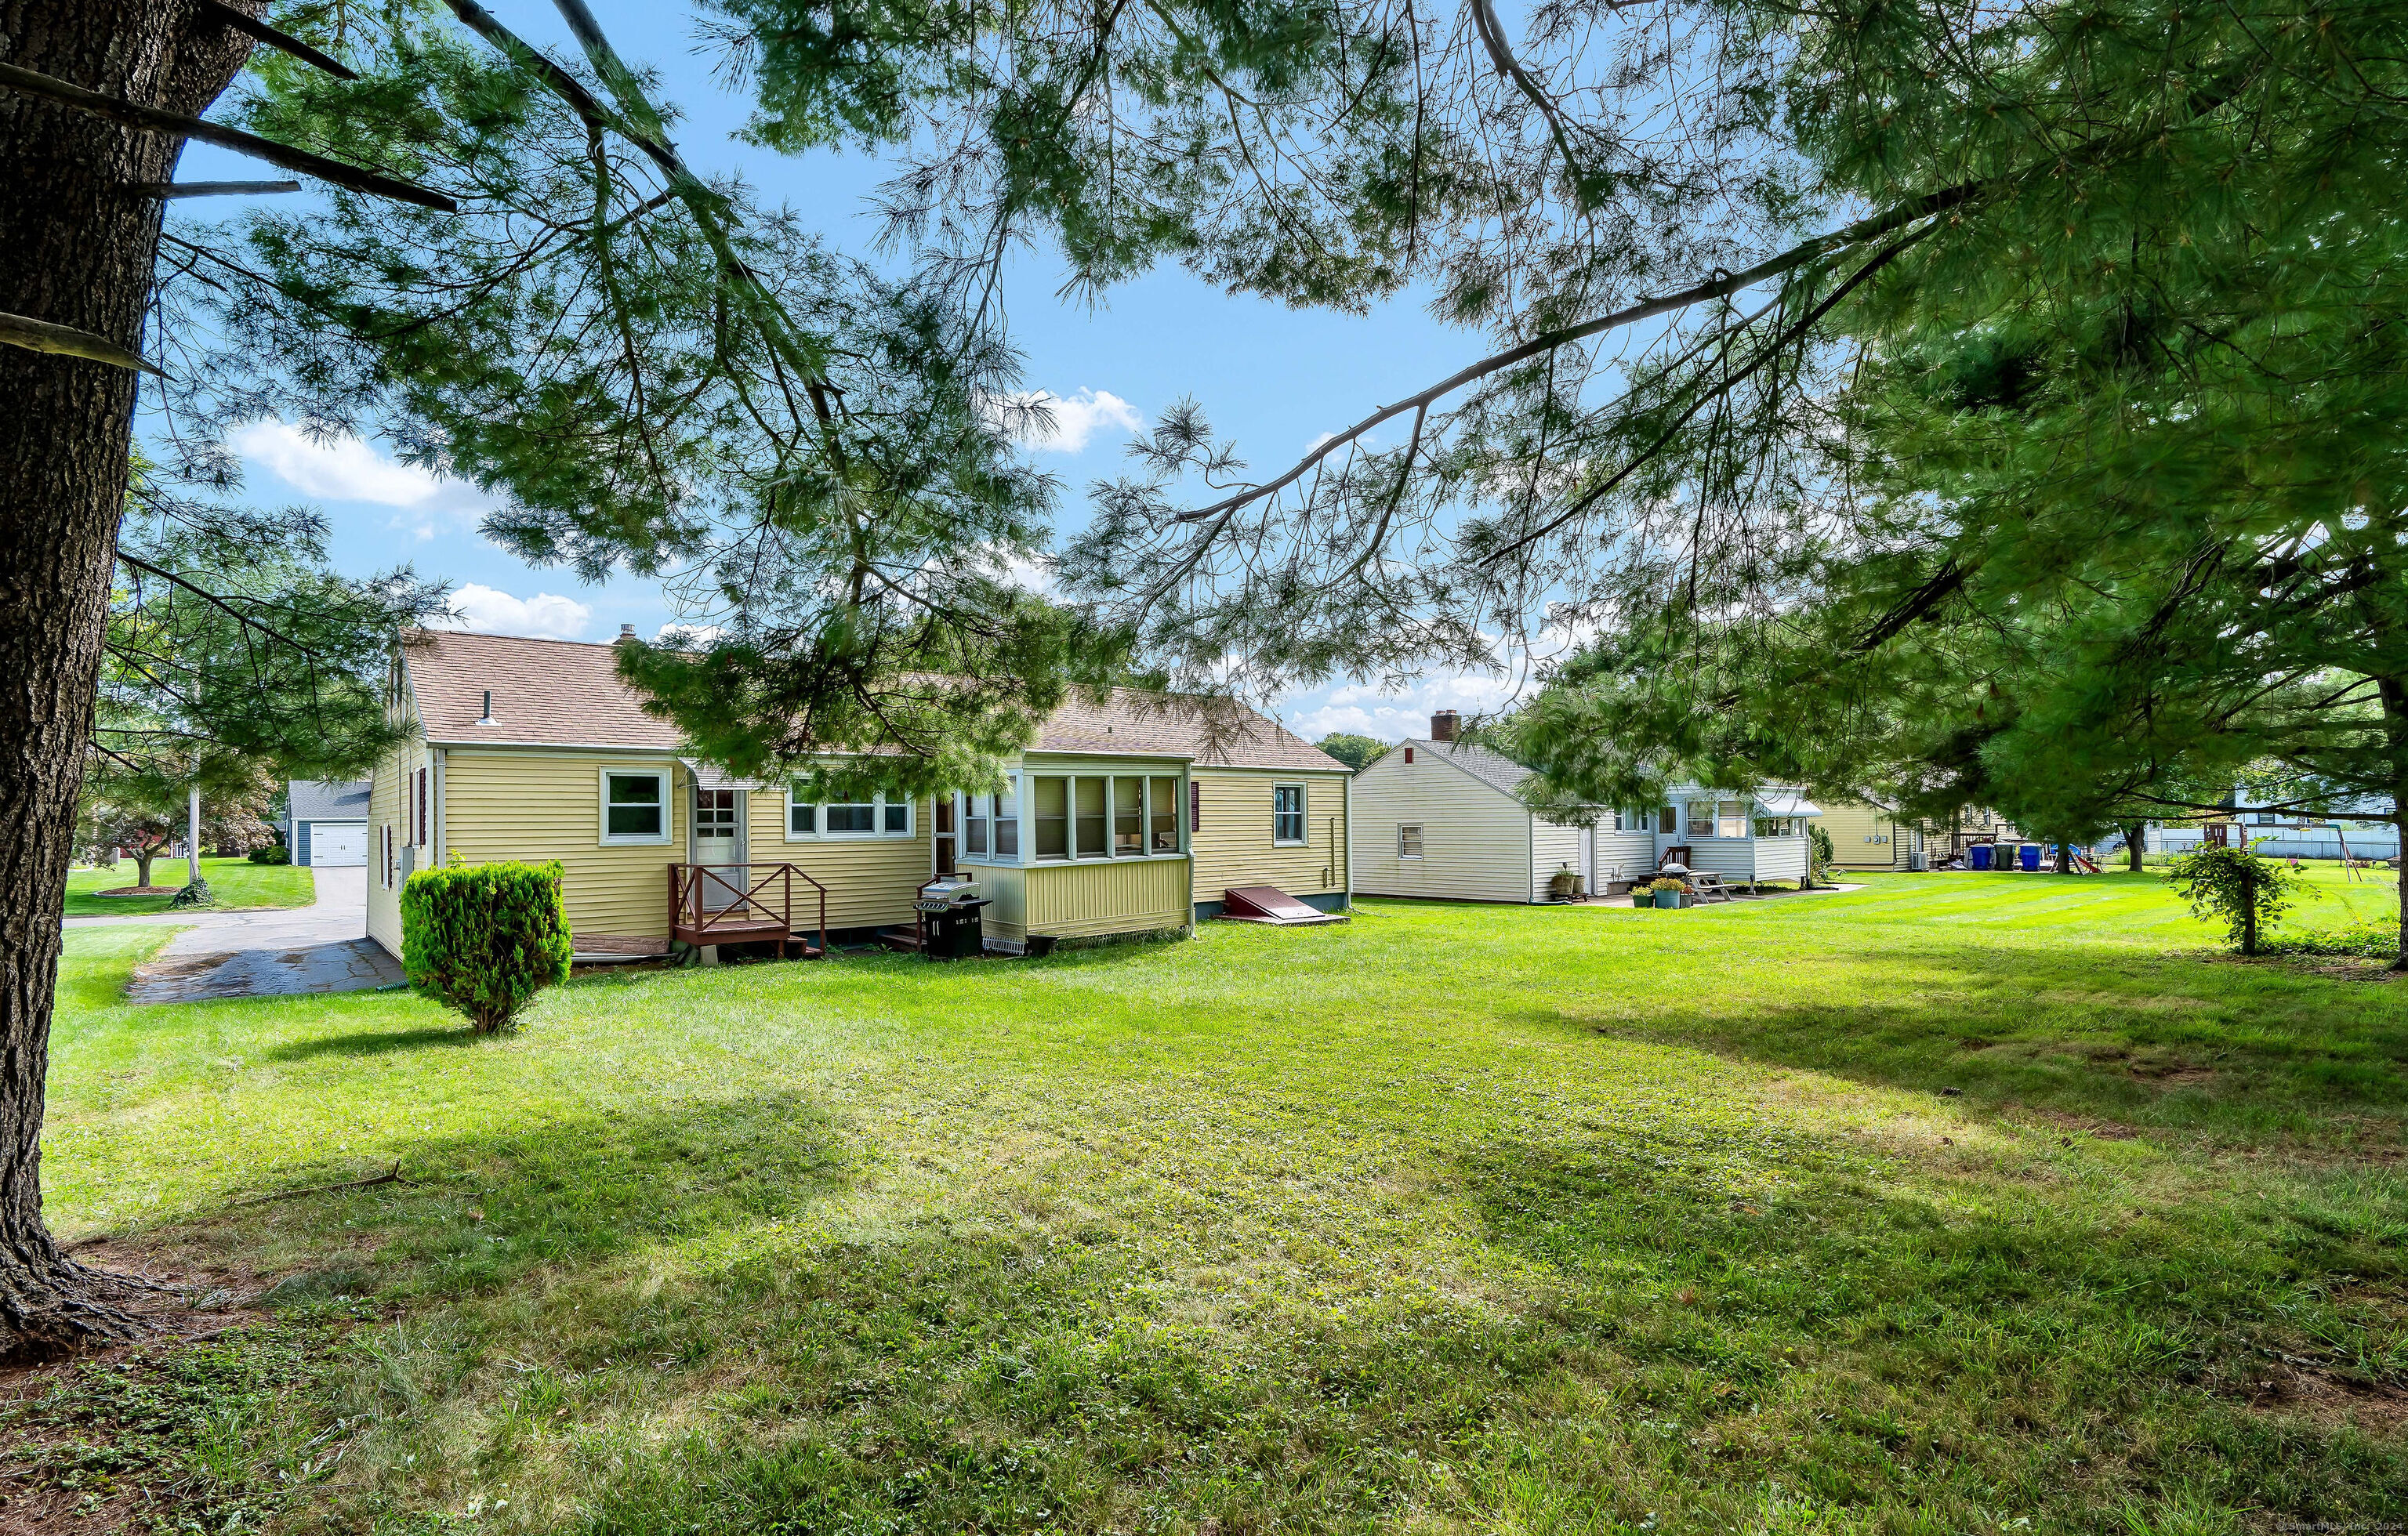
123 179 303 198
0 310 162 375
0 61 455 212
1173 179 1985 524
1469 0 1600 210
117 552 320 656
194 0 361 82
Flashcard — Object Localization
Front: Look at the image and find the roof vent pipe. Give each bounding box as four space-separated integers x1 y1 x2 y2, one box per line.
1431 710 1460 742
477 689 494 725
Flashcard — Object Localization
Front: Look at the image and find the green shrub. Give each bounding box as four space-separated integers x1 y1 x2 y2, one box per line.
1807 823 1836 874
400 861 572 1033
2164 843 2299 955
248 844 290 865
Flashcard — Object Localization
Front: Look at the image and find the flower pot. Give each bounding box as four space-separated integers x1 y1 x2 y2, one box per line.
1654 889 1683 909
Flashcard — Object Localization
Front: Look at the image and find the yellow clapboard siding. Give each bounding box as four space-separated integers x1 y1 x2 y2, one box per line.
744 790 932 932
1189 769 1348 904
1026 856 1191 937
1813 799 1908 870
439 751 687 940
366 742 404 955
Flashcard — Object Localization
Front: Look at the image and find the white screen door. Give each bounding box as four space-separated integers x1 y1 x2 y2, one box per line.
691 788 746 911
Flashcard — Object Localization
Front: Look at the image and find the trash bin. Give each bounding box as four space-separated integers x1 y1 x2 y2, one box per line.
927 897 989 959
2018 843 2042 871
1970 844 1993 870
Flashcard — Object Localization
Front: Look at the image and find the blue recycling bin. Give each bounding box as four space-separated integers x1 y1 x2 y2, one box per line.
1970 844 1993 870
2019 843 2042 871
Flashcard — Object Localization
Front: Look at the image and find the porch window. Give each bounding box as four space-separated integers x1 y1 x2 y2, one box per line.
1686 800 1715 837
1398 824 1424 858
1114 776 1147 856
1032 777 1069 859
965 792 988 857
1074 777 1108 857
1274 784 1306 844
1150 777 1179 852
994 778 1019 858
1659 806 1678 835
603 769 669 843
1717 800 1748 839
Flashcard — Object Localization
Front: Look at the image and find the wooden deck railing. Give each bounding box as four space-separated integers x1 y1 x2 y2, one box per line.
667 863 828 958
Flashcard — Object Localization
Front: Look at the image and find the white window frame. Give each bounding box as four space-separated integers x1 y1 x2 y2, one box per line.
1273 782 1307 846
785 785 915 841
1398 823 1424 859
1021 772 1188 864
1717 799 1749 840
600 766 673 846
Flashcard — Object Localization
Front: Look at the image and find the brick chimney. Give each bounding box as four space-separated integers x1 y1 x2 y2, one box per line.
615 622 637 644
1431 709 1460 742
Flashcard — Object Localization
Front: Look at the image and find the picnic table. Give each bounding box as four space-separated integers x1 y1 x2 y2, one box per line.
1688 872 1739 904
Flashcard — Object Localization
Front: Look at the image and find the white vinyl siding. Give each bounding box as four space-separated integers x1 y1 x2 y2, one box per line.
1347 750 1532 903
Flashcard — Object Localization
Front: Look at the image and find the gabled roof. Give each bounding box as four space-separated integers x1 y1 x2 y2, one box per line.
1387 737 1546 802
406 630 683 749
288 779 371 821
1035 690 1346 771
401 631 1344 772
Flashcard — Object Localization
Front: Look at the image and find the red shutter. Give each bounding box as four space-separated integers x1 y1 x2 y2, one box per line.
1189 780 1201 834
415 768 427 846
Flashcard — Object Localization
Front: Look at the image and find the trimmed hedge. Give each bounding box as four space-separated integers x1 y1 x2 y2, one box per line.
248 844 291 865
400 860 573 1032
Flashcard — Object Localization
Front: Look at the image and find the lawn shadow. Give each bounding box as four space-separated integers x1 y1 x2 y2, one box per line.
259 1025 485 1063
1445 1125 2408 1516
1564 935 2408 1146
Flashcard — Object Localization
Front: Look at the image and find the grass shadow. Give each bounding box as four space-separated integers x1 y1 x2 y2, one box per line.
1561 932 2408 1145
258 1025 484 1063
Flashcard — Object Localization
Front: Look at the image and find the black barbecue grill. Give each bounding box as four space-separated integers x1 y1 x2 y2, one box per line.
913 878 990 959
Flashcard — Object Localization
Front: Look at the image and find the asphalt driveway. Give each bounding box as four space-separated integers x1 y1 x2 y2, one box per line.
63 866 405 1002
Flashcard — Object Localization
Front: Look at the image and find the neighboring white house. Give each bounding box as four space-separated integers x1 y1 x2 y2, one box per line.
1350 723 1656 902
1347 716 1820 899
285 779 371 866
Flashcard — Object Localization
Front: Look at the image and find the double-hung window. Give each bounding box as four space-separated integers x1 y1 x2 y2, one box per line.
1273 784 1306 844
1149 777 1179 852
1398 824 1424 858
1687 800 1717 838
602 769 670 843
1717 800 1749 839
959 780 1018 860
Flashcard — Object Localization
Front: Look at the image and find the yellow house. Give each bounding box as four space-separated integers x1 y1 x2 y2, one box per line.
365 630 1350 959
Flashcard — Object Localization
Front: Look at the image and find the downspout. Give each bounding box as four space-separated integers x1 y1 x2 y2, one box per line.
1343 770 1353 911
433 747 446 868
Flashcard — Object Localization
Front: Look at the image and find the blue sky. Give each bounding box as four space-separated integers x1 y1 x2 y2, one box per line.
161 5 1525 744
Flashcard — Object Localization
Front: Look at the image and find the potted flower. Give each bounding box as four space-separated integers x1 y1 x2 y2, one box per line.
1549 864 1582 900
1648 876 1690 909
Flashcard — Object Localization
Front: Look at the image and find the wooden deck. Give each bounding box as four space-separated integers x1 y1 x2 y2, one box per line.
668 863 828 958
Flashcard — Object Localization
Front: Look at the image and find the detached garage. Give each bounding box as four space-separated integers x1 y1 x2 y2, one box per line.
287 779 372 867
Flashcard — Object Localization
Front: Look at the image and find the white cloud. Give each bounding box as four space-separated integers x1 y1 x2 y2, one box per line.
439 585 593 641
992 388 1143 454
233 420 490 538
1283 673 1524 744
655 621 724 645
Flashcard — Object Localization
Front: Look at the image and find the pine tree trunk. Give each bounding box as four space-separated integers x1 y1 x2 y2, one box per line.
0 0 255 1357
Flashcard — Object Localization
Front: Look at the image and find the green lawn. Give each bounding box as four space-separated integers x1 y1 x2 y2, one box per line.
24 869 2408 1534
62 855 315 917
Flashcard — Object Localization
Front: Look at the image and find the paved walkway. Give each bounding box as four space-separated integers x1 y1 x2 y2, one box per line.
64 867 406 1003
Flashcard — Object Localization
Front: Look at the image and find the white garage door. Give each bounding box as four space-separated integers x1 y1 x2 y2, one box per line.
310 823 367 867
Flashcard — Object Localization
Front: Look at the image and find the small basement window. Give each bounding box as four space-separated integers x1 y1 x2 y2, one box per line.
603 769 669 843
1398 824 1424 858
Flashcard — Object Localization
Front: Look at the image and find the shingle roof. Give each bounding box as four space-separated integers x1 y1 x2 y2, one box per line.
1035 690 1347 771
403 632 1344 771
1405 738 1540 800
406 630 684 749
288 779 371 821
